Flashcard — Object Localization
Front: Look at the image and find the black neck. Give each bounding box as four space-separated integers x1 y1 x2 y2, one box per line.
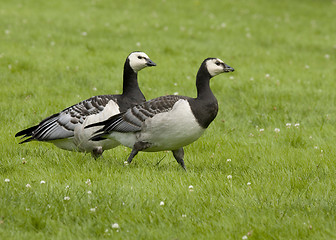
187 61 218 129
196 63 215 100
122 59 145 100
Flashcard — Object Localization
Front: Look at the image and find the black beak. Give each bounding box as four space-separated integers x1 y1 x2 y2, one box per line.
224 63 234 72
146 59 156 67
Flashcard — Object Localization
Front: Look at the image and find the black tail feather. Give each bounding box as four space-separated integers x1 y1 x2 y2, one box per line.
15 125 39 137
15 113 60 138
88 112 127 142
85 112 124 131
85 118 111 130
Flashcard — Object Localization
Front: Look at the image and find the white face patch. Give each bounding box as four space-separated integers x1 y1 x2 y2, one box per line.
128 52 151 72
206 58 225 77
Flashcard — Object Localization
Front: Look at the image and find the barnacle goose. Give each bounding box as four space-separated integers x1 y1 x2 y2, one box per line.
87 58 234 169
15 51 156 158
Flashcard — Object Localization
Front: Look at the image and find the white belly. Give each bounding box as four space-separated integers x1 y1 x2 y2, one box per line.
109 100 205 151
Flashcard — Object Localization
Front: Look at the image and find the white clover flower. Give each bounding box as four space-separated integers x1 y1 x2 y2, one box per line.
85 179 91 185
26 184 31 188
90 207 96 212
92 87 97 91
229 76 234 80
65 185 70 189
136 42 141 47
294 123 300 128
4 178 10 183
189 185 194 192
87 190 92 194
182 214 187 217
325 54 330 59
40 180 46 184
314 146 318 149
305 65 310 69
274 128 280 133
64 196 70 201
259 128 264 132
247 182 251 186
160 201 165 206
5 30 10 35
227 159 231 162
265 73 270 78
250 77 254 81
227 175 232 180
112 223 120 229
286 123 291 128
81 32 87 36
174 82 178 86
309 136 313 139
124 161 129 165
173 92 179 95
242 235 248 240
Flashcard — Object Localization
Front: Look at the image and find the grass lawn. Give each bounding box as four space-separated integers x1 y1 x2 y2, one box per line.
1 0 336 239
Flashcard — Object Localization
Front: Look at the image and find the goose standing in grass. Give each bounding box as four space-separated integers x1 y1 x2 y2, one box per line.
86 58 234 169
15 51 156 158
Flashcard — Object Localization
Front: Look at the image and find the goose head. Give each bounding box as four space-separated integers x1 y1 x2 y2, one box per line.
205 58 234 77
128 51 156 73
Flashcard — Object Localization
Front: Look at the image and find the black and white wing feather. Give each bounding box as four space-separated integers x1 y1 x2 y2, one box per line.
88 95 189 140
16 95 117 143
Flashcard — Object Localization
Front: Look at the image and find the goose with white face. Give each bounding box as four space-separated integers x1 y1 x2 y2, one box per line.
206 58 234 77
128 51 157 72
15 51 157 159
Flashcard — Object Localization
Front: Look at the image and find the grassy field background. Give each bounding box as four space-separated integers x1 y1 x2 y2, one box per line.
1 0 336 239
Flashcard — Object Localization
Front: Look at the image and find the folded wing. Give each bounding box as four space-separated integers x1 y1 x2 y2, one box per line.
16 95 117 143
89 95 189 139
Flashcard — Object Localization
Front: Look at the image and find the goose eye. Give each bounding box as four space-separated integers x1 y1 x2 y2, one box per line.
138 56 143 59
215 62 221 66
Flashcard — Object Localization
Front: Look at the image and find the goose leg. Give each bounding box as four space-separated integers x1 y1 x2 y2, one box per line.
172 148 186 171
92 146 103 159
127 148 139 164
127 141 152 164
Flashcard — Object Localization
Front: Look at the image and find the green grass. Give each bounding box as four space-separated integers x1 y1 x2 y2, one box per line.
1 0 336 239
